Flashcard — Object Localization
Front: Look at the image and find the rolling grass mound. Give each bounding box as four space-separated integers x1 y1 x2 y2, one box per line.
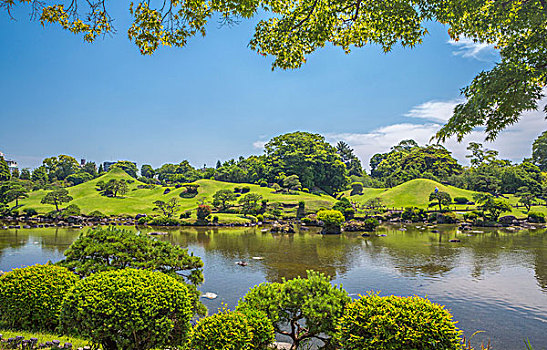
349 178 478 209
15 168 335 217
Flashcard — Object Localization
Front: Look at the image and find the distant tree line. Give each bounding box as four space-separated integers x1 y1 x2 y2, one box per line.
2 130 547 216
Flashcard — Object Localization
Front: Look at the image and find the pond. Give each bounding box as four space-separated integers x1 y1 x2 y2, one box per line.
0 224 545 349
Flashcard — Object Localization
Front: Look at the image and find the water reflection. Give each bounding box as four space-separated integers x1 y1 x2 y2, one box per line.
0 224 545 350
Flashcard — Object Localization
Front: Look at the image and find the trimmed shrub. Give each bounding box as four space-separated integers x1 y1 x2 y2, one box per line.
61 204 81 217
256 214 264 222
188 310 253 350
148 216 180 226
61 269 193 350
463 211 479 221
528 211 546 223
137 215 153 224
453 197 469 204
196 205 212 222
350 182 364 196
241 186 251 194
88 210 106 218
22 208 37 217
0 264 79 331
212 215 219 224
334 293 462 350
431 212 457 224
363 217 379 231
258 180 268 187
180 210 192 219
401 207 427 222
344 207 355 220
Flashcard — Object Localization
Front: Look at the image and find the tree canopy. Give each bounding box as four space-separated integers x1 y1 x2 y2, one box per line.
4 0 545 139
265 132 348 194
371 140 461 187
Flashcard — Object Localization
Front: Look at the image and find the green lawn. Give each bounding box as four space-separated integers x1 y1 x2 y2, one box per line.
14 168 335 218
348 178 478 209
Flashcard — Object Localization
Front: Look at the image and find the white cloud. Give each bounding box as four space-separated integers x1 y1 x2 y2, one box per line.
404 99 463 122
328 97 546 170
448 37 498 61
253 140 267 149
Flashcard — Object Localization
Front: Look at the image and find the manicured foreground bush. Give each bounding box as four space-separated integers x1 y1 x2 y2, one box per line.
334 293 462 350
0 264 79 331
188 308 274 350
61 268 193 350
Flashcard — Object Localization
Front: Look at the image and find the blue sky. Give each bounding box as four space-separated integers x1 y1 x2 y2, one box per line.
1 2 544 170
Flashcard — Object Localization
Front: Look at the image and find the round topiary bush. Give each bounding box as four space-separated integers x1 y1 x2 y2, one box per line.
334 293 462 350
188 310 254 350
0 264 79 331
61 268 193 350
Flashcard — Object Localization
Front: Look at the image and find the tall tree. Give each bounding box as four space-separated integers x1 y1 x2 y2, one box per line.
82 162 98 177
336 141 363 176
42 155 80 181
0 157 10 181
532 131 547 171
19 168 31 180
265 132 348 195
141 164 155 179
7 1 542 140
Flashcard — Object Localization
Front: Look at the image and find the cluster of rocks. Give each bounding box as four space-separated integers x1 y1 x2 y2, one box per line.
0 335 73 349
0 215 137 230
270 222 296 233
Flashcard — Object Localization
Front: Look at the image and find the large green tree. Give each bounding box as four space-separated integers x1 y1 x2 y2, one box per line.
371 141 461 186
532 131 547 171
336 141 363 176
42 155 80 181
265 132 348 195
5 0 544 139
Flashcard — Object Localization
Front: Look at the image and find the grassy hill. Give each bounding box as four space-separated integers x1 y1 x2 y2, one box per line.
15 168 335 219
348 179 478 209
14 174 545 220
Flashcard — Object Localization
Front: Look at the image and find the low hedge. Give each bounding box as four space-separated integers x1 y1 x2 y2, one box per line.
61 268 193 350
0 264 79 331
334 293 462 350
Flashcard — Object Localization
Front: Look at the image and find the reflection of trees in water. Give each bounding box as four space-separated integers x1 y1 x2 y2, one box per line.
360 226 462 277
1 225 545 290
156 226 359 283
0 228 81 262
366 225 547 287
0 229 28 264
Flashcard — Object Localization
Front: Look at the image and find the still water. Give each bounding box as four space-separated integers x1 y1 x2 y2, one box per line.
0 224 545 349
